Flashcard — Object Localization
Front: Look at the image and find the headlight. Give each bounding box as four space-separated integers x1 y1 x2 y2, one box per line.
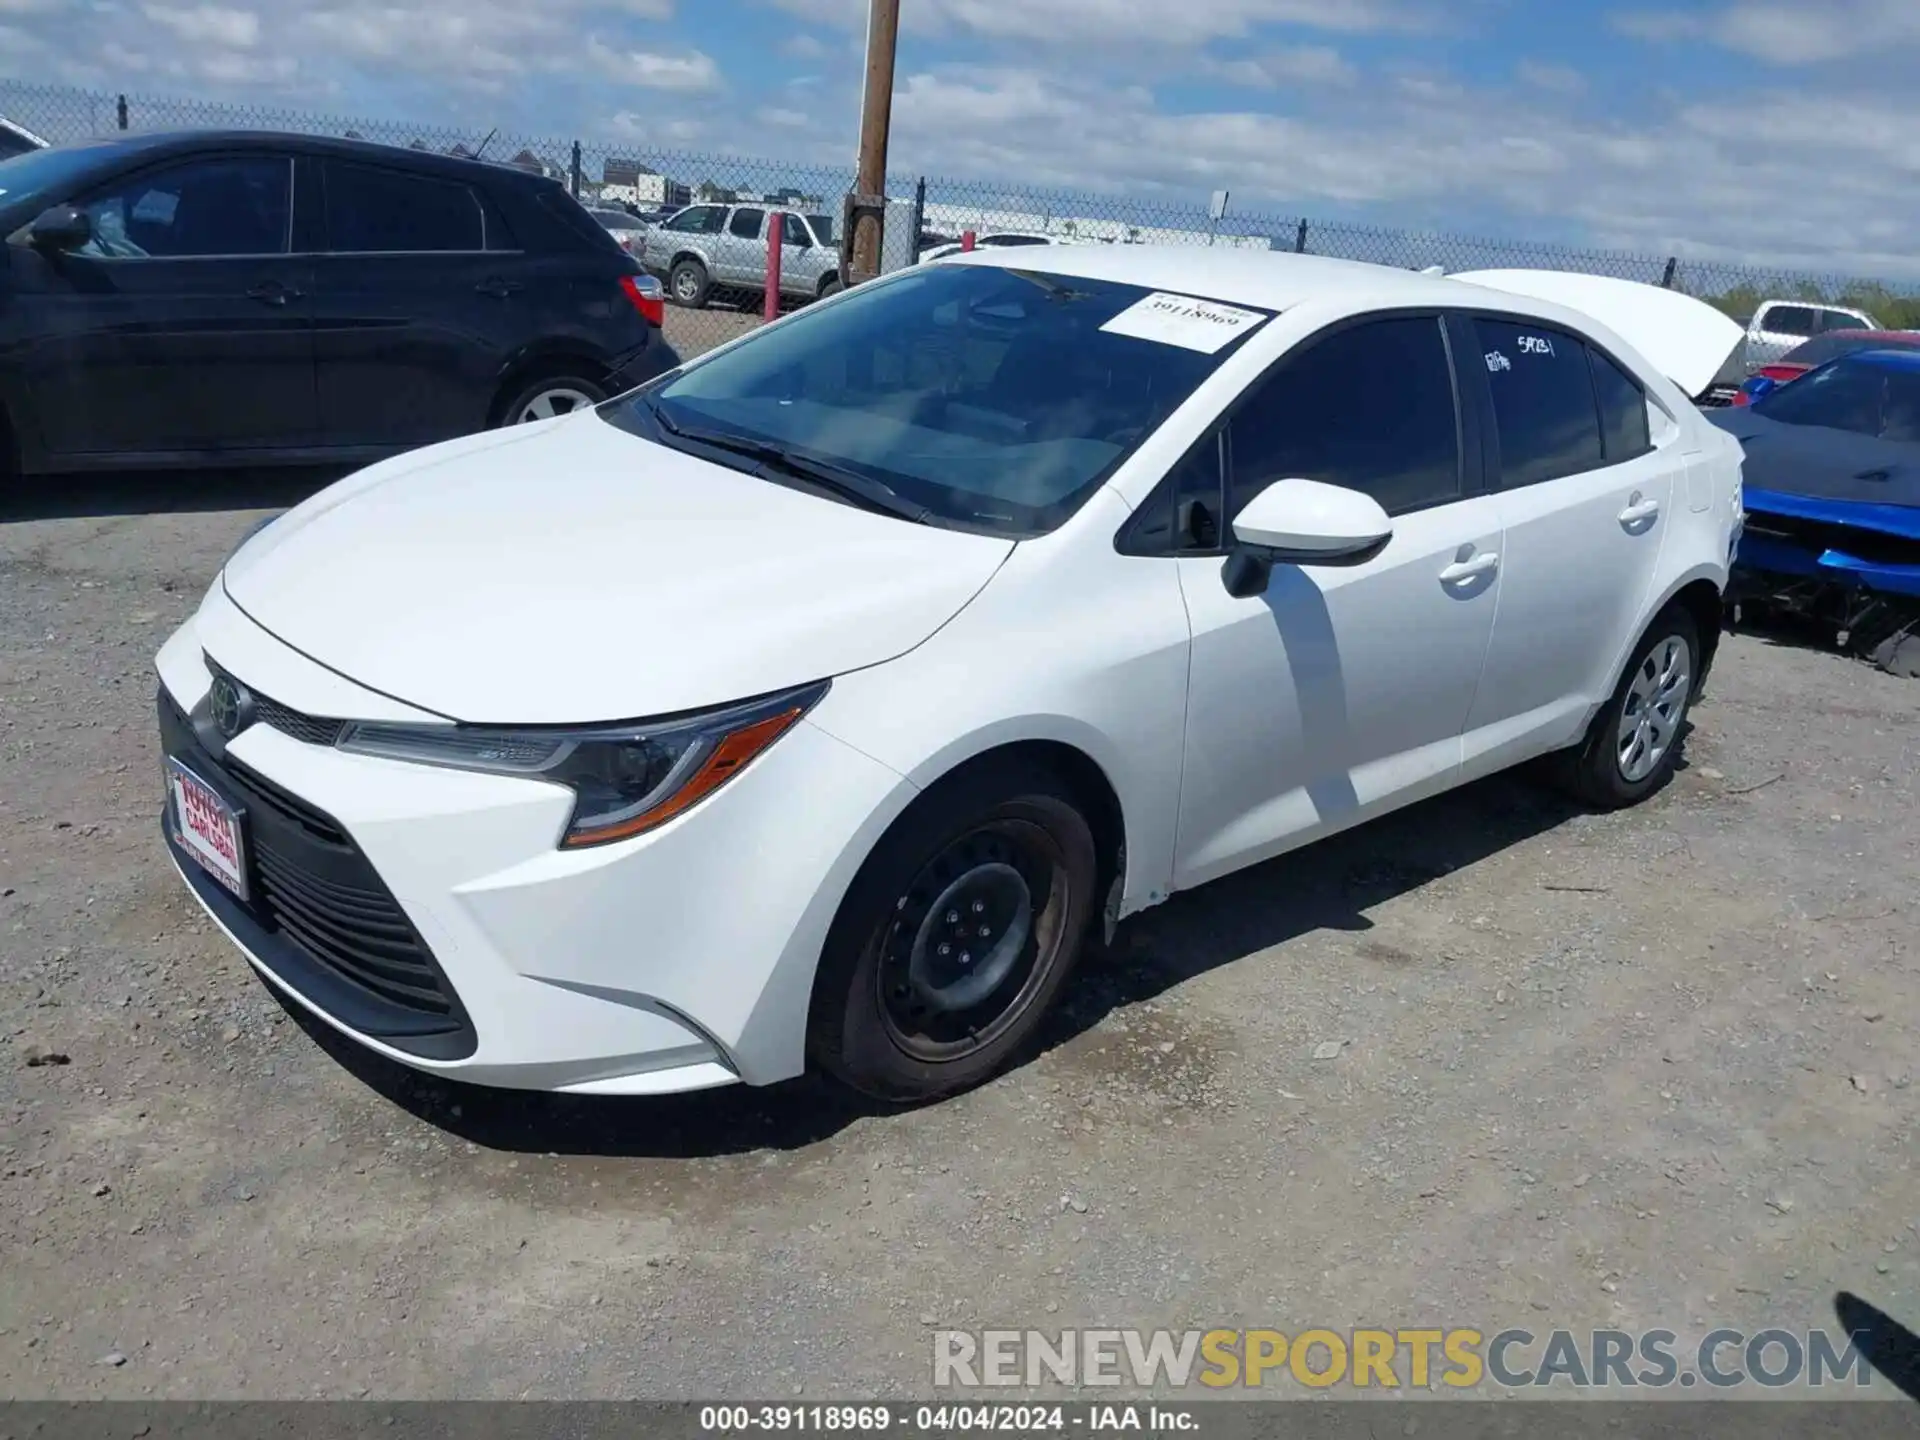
335 680 827 849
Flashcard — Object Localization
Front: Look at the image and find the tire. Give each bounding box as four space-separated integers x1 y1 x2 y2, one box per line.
496 373 607 428
1554 606 1701 809
818 272 843 299
808 759 1099 1103
668 258 711 309
1872 630 1920 678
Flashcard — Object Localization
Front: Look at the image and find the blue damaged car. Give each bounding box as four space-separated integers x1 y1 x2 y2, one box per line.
1710 347 1920 676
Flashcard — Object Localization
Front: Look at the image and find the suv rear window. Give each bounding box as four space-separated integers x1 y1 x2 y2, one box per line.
324 161 483 252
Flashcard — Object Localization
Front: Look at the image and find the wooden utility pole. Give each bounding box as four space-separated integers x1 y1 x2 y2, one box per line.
846 0 901 284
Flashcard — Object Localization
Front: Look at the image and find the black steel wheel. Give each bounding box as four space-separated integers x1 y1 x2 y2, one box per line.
809 758 1098 1102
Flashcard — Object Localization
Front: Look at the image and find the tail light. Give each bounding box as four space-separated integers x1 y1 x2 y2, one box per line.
1757 364 1806 383
621 273 665 328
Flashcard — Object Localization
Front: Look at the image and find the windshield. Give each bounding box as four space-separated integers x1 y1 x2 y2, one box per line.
614 263 1269 535
1752 355 1890 436
0 140 121 212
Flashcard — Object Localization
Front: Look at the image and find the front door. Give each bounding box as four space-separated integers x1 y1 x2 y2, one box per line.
14 152 316 460
1172 314 1503 889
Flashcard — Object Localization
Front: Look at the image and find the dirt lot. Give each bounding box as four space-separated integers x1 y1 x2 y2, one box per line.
662 301 764 362
0 471 1914 1400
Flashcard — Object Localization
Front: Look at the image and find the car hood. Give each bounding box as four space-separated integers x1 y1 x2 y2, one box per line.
1709 409 1920 516
222 414 1015 724
1451 269 1744 400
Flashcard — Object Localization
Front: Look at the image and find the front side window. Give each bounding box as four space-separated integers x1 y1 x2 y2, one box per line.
1475 318 1603 487
665 205 722 233
1753 356 1887 436
779 213 811 247
324 162 483 252
728 207 765 239
75 156 291 259
806 213 836 246
1227 316 1461 517
618 265 1270 535
1763 305 1818 338
1820 309 1869 334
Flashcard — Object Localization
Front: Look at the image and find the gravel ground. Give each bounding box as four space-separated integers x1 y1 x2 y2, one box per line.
0 471 1914 1400
662 302 764 362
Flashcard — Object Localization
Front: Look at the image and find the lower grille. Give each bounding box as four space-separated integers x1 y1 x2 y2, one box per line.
159 688 473 1056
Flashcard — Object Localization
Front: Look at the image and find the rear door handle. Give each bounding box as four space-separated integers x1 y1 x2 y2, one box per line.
1439 552 1500 584
1854 468 1892 483
1619 495 1661 525
475 277 522 298
245 281 301 306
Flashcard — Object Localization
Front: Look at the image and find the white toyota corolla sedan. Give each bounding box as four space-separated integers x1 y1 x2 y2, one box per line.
156 245 1744 1102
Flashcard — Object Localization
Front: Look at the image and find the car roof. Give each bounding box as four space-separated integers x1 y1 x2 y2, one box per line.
943 243 1521 316
1845 348 1920 372
1826 328 1920 341
42 129 560 186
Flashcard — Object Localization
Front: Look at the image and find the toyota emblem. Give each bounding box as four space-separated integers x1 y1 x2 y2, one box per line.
208 673 252 739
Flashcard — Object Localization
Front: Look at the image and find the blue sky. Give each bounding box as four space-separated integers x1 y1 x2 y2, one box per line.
7 0 1920 274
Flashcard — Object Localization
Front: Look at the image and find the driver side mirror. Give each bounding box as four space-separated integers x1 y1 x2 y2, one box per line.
1222 478 1393 598
28 204 92 252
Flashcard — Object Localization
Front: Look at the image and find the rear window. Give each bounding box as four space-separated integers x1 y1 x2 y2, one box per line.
1752 356 1886 436
1475 318 1604 487
324 161 483 252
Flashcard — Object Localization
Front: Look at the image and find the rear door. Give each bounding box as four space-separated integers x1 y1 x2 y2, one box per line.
1459 313 1679 769
12 151 317 460
308 156 507 449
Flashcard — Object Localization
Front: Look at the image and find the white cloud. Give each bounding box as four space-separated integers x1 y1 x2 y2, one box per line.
140 3 261 47
767 0 1426 45
758 106 811 127
1207 45 1355 87
781 31 828 58
1515 59 1585 95
1614 0 1920 62
588 39 722 90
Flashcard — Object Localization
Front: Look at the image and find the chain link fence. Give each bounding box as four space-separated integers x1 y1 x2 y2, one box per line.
6 77 1920 363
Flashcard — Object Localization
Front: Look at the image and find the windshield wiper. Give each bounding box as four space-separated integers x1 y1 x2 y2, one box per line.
642 396 932 524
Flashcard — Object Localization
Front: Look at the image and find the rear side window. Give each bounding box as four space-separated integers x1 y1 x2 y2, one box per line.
1475 318 1603 487
1227 316 1461 517
1763 305 1817 338
1588 349 1651 463
728 207 765 239
324 161 483 252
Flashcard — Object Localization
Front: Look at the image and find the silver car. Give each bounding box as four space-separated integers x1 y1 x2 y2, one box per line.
1739 298 1880 374
639 203 842 309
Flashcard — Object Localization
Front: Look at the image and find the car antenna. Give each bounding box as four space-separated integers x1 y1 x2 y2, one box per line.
470 127 499 162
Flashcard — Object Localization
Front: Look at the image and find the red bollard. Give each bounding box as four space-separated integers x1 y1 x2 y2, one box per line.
961 230 976 252
764 212 784 322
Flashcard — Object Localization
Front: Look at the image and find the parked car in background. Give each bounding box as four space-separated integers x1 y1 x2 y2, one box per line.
1732 329 1920 404
918 231 1067 263
152 249 1739 1105
0 114 48 159
587 205 649 256
1712 347 1920 675
638 203 842 309
0 131 677 477
1739 299 1880 374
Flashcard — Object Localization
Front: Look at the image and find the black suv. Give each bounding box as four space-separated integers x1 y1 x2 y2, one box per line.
0 131 679 476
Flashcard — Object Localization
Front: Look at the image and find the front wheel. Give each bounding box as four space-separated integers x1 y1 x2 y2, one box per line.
817 272 844 299
1555 607 1700 808
809 761 1098 1103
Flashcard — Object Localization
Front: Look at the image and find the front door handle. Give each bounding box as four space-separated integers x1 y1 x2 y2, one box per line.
1439 552 1500 584
475 277 522 298
245 281 300 306
1619 494 1661 526
1854 468 1892 483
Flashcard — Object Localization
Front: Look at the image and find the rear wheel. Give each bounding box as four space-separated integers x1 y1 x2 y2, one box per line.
497 373 606 427
809 760 1098 1102
1554 606 1700 808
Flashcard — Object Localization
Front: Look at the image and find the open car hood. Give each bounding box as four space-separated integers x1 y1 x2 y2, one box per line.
1451 269 1744 401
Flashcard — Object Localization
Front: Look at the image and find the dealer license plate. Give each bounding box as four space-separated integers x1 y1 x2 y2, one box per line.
168 758 248 902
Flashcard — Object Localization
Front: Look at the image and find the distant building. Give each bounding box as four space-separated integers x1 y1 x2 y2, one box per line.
600 156 689 208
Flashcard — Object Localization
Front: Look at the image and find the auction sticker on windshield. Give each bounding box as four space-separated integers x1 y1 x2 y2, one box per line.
169 759 248 901
1100 291 1269 354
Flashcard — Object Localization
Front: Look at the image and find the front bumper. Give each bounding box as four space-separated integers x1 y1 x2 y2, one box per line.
154 588 911 1093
